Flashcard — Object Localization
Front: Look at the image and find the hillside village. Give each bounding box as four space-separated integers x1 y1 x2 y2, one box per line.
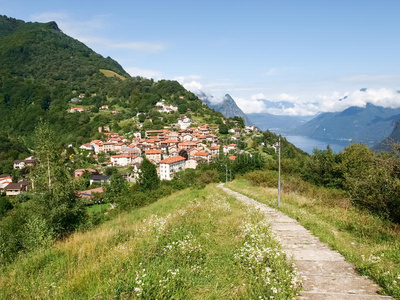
0 98 259 198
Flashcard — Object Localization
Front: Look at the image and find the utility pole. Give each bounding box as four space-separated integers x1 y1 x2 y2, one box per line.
278 136 281 207
225 164 228 183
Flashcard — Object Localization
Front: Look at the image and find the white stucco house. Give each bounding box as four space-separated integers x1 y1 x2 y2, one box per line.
159 155 186 180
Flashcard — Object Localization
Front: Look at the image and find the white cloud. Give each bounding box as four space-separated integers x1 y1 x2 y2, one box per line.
250 93 266 100
175 76 204 94
229 88 400 116
234 96 267 114
126 67 162 79
316 88 400 112
278 93 298 101
30 12 167 53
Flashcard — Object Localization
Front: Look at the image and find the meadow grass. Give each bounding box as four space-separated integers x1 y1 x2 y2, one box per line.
0 185 301 299
227 178 400 298
99 69 126 80
86 203 110 214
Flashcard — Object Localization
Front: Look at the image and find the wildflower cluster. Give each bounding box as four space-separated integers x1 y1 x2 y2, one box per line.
234 217 301 299
162 232 202 257
139 214 171 236
373 270 400 298
133 264 146 297
361 253 384 264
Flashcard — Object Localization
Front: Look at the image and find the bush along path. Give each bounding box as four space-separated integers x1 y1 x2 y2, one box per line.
218 184 393 300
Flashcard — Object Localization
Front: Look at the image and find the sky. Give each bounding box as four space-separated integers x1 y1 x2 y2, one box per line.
1 0 400 115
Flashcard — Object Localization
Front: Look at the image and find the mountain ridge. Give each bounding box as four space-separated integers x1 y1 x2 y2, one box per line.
201 93 252 125
0 15 224 147
290 103 400 145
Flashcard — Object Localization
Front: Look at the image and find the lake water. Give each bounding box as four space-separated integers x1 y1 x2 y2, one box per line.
284 135 351 154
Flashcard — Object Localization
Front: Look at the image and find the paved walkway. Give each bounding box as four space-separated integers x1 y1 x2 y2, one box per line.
218 184 393 300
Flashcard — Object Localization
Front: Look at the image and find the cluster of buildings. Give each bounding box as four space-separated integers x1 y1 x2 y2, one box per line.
79 124 241 180
0 157 37 196
155 99 178 113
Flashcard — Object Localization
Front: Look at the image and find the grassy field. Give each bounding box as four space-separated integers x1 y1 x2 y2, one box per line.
0 185 301 299
227 178 400 299
86 203 110 214
100 69 126 80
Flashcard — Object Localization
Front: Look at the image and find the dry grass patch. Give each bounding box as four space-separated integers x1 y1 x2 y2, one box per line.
99 69 126 80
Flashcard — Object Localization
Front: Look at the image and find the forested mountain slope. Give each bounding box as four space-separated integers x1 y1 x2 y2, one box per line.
0 15 223 147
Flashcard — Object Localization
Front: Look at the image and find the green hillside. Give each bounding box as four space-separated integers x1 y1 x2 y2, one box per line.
0 185 301 299
0 15 224 147
0 16 128 80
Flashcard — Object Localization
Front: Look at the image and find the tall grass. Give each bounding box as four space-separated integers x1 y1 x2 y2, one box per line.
228 173 400 299
0 185 301 299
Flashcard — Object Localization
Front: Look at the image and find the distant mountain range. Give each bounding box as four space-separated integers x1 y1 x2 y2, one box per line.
375 120 400 151
246 113 311 133
199 90 400 148
201 94 252 125
199 93 311 131
290 103 400 146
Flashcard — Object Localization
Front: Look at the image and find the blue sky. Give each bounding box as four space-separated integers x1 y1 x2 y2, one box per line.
2 0 400 115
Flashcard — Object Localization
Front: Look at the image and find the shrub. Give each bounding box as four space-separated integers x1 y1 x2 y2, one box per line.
243 170 278 187
197 169 218 185
0 197 13 217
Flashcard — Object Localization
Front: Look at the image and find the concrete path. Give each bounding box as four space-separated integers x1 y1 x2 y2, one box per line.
218 184 393 300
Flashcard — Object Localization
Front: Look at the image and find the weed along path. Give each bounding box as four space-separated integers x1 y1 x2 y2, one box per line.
218 184 393 300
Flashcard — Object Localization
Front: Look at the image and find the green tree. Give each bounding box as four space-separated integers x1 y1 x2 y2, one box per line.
219 123 228 134
137 158 160 192
338 143 400 222
105 173 128 202
302 146 343 188
29 122 86 235
138 114 146 123
178 104 187 114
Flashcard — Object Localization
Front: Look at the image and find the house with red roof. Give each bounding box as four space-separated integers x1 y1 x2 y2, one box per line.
79 143 93 151
159 155 186 180
110 154 139 167
74 168 98 178
0 175 12 190
145 149 162 163
193 152 211 162
69 107 84 113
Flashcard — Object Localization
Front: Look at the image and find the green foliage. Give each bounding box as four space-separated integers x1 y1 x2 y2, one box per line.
0 185 301 299
294 143 400 223
0 15 222 147
339 144 400 222
0 197 13 217
0 134 30 174
0 122 87 263
302 146 343 188
218 123 228 134
243 170 278 187
178 104 187 114
104 173 128 202
137 158 160 192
